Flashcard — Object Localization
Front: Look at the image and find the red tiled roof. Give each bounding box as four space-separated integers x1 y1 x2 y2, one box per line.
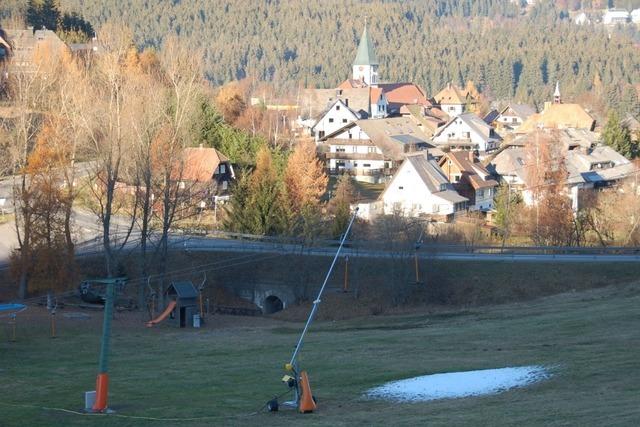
180 147 229 182
379 82 429 106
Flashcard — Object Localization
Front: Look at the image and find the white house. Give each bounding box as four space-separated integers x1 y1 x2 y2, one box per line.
319 117 433 182
432 83 470 117
432 113 502 155
380 153 468 220
496 104 536 132
311 99 360 142
575 12 590 25
603 9 630 25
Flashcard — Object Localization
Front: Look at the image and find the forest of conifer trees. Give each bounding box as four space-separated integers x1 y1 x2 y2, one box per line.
2 0 639 115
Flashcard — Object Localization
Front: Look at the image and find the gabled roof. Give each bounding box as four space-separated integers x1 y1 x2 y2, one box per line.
378 83 429 111
338 78 368 89
181 146 230 182
439 151 499 190
402 104 447 136
517 103 595 133
483 109 500 124
433 83 468 106
310 98 359 131
500 104 536 120
300 88 373 119
322 117 432 161
380 153 467 204
166 282 198 299
434 113 501 142
353 25 378 66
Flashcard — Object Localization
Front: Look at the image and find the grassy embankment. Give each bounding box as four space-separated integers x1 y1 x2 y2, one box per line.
1 282 639 427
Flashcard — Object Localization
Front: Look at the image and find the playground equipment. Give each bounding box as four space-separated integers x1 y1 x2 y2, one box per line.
146 300 177 327
269 208 359 413
146 282 199 328
88 277 126 413
0 303 27 342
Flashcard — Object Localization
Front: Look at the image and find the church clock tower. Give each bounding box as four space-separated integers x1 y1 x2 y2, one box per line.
352 24 379 87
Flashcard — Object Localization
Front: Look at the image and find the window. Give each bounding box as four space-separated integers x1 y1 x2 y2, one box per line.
336 146 346 152
477 189 483 198
348 133 353 139
328 118 334 123
512 117 517 124
464 132 471 139
352 146 357 153
367 146 376 153
363 163 371 168
222 180 228 190
454 175 460 182
336 105 340 111
342 118 348 123
399 186 404 190
219 164 226 174
318 131 325 138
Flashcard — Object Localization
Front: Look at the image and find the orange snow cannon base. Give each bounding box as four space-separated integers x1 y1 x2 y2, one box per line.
92 373 109 412
298 371 317 413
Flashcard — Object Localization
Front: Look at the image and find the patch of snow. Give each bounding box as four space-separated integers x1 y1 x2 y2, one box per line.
366 366 550 402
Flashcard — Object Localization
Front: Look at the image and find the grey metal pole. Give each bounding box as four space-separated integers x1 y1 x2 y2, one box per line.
289 207 359 368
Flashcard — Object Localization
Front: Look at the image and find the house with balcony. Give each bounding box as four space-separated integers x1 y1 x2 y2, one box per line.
438 151 498 212
432 113 502 155
318 117 436 183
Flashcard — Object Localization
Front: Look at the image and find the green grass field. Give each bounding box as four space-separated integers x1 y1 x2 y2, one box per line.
2 283 640 426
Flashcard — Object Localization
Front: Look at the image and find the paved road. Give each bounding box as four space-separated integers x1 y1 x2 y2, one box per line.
174 237 640 263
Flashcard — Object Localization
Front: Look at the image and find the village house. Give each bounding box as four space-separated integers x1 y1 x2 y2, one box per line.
431 82 478 117
432 112 502 155
515 84 595 134
318 117 435 182
489 129 633 210
603 9 630 26
438 151 498 212
299 24 437 138
2 28 67 75
179 146 235 207
400 104 448 138
495 103 536 132
379 152 468 220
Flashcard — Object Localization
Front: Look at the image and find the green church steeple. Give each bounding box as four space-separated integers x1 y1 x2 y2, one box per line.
353 24 378 66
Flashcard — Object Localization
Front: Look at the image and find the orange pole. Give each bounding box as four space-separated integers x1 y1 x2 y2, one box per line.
92 373 109 412
343 257 349 292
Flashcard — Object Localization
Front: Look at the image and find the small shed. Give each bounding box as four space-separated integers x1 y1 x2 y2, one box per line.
165 281 199 328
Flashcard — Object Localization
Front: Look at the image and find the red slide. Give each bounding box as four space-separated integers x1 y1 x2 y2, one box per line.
146 300 177 327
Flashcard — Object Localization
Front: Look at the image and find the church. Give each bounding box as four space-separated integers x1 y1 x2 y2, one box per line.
300 24 431 141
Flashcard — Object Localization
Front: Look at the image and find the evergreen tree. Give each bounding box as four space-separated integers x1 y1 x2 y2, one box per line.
603 111 635 159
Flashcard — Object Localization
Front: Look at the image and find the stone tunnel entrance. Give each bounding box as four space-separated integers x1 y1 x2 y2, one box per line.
263 295 284 314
